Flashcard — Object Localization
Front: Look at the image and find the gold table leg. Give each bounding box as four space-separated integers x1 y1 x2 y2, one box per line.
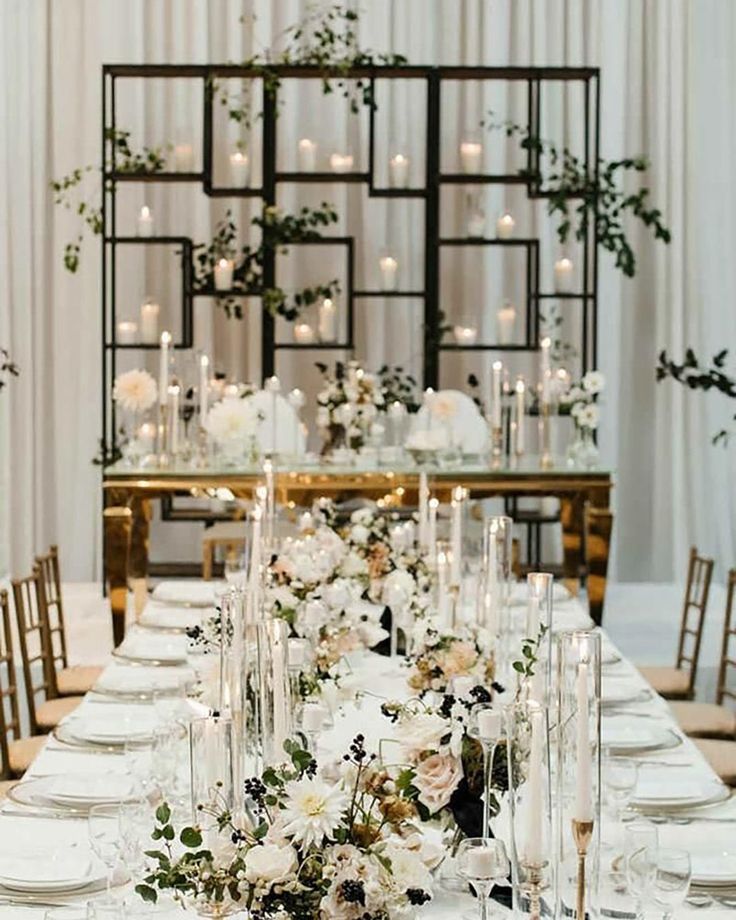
585 504 614 627
103 505 132 647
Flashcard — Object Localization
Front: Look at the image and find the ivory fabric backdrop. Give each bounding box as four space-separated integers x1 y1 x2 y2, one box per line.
1 0 736 582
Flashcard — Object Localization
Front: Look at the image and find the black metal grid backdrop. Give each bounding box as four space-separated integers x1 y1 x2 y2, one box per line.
101 64 600 453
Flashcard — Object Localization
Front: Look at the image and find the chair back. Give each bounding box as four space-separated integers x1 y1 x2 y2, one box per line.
11 568 55 735
35 545 68 675
716 569 736 708
675 546 714 694
0 591 21 780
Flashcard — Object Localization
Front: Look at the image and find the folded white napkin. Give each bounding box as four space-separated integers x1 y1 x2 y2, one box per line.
152 580 222 606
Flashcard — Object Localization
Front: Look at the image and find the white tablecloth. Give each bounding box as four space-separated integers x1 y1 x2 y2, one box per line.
2 595 734 919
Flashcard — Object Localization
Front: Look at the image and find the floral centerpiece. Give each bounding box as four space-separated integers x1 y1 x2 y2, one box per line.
406 622 498 697
204 394 261 464
112 368 159 463
558 369 604 468
136 736 434 919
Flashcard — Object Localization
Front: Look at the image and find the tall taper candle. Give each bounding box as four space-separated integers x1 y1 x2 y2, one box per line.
159 331 171 404
492 360 503 428
418 472 429 550
450 486 464 585
515 379 526 454
199 354 209 421
525 705 545 866
428 497 438 566
168 384 180 455
575 661 593 821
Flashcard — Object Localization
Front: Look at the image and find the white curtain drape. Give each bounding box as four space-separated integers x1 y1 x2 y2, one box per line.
2 0 735 582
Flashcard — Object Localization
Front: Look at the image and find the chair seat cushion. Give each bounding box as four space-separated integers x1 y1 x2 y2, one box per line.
637 666 692 699
202 521 246 544
36 696 84 730
670 701 736 739
56 665 104 697
694 738 736 786
7 735 46 775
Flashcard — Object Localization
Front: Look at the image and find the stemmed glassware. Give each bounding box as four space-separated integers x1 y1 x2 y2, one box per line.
624 822 659 920
456 838 510 920
605 755 639 820
87 803 121 901
653 849 692 920
467 703 502 838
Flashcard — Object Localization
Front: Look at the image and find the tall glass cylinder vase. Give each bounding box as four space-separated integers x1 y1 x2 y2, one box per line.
555 630 602 920
257 618 293 767
477 515 512 685
505 701 555 920
523 573 553 704
189 714 235 822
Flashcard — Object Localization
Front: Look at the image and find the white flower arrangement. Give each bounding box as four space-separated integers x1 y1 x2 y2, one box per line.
559 368 605 429
112 369 158 413
204 396 260 445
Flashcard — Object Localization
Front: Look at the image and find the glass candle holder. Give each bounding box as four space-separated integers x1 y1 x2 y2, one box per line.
505 701 555 920
189 714 235 823
468 703 503 839
478 516 513 677
523 573 553 704
257 618 293 766
555 630 602 920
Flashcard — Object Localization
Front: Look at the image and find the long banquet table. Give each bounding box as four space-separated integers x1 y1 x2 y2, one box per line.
103 456 614 640
2 588 735 919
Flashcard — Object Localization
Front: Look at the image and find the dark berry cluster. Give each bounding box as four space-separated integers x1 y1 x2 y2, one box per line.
491 680 505 695
406 888 431 906
340 879 366 905
244 777 267 807
343 734 374 765
470 685 492 704
439 694 455 718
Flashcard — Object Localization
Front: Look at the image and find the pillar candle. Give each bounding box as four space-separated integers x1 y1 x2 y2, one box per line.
229 150 249 187
428 497 438 566
116 321 137 345
330 152 353 173
173 143 194 172
288 388 305 453
159 331 171 404
418 472 429 549
318 298 337 342
168 385 180 454
450 486 464 585
199 354 209 421
389 153 410 188
515 379 526 454
294 323 315 344
298 138 317 171
453 325 478 346
137 205 154 237
524 705 545 866
496 212 515 239
477 707 501 741
575 662 593 821
554 257 574 293
491 361 503 428
214 258 234 291
460 141 482 174
140 298 160 344
379 255 398 291
468 846 497 879
496 301 516 345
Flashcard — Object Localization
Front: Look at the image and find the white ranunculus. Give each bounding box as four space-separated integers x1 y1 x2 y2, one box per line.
577 403 600 430
412 753 463 814
112 369 158 413
582 370 605 394
321 578 357 611
570 401 585 418
204 397 259 445
350 524 370 545
400 712 451 757
350 508 374 525
244 842 298 884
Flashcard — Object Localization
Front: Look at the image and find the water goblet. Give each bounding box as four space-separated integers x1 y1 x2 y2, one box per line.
456 837 510 920
119 796 154 878
88 803 121 900
653 848 691 920
223 550 247 586
624 822 658 920
605 755 639 820
467 703 503 837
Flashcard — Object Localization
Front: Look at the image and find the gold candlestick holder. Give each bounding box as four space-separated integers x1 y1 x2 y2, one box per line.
157 403 170 468
195 426 209 469
521 861 548 920
572 818 594 920
491 424 503 457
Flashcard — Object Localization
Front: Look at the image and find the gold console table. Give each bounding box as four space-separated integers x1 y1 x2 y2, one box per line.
103 457 613 644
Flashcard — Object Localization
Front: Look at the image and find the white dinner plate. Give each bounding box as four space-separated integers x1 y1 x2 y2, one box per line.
0 851 101 892
631 770 729 810
601 678 650 706
139 602 209 631
152 580 221 607
601 717 680 753
62 709 158 745
113 635 189 666
691 851 736 886
95 666 188 697
44 774 140 807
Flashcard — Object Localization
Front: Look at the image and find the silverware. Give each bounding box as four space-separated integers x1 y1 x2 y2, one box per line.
0 896 72 908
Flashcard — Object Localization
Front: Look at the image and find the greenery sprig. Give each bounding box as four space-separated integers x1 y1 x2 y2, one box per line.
657 348 736 445
0 348 19 392
513 623 549 699
485 114 671 278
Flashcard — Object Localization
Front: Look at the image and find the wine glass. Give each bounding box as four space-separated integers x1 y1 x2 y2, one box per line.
653 848 691 920
224 550 247 585
88 804 121 900
467 703 503 837
624 822 658 920
456 838 510 920
605 755 639 820
119 797 154 878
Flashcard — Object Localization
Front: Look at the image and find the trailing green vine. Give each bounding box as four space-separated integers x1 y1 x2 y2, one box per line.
192 205 341 321
485 114 671 278
657 348 736 445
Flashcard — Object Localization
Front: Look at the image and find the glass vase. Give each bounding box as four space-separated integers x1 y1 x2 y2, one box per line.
477 516 512 684
257 618 293 766
567 426 599 469
505 701 556 919
555 630 602 920
522 573 554 704
189 714 235 824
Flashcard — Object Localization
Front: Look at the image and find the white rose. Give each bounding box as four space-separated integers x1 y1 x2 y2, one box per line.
350 524 370 545
582 370 605 394
412 753 463 814
244 842 298 884
401 713 451 758
341 552 369 577
351 508 374 525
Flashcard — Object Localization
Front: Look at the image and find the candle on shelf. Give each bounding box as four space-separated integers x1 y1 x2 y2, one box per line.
554 256 574 293
137 205 154 237
379 254 398 291
389 152 410 188
468 846 497 879
540 337 552 404
173 143 194 172
214 258 234 291
229 150 250 187
524 704 545 866
467 211 486 237
460 140 483 175
496 301 516 345
453 325 478 346
515 379 526 455
428 497 439 565
116 321 137 345
265 375 281 394
477 708 502 742
496 212 515 239
418 471 429 549
575 661 593 821
224 382 240 399
138 421 156 451
318 297 337 342
330 152 354 173
450 486 464 585
199 355 209 421
159 331 171 404
491 360 503 429
168 384 180 454
298 138 317 171
139 297 160 344
294 323 315 344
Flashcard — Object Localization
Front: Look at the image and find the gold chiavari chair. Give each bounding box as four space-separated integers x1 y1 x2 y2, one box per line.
0 590 45 785
35 546 103 696
670 569 736 739
11 568 83 735
638 547 714 701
